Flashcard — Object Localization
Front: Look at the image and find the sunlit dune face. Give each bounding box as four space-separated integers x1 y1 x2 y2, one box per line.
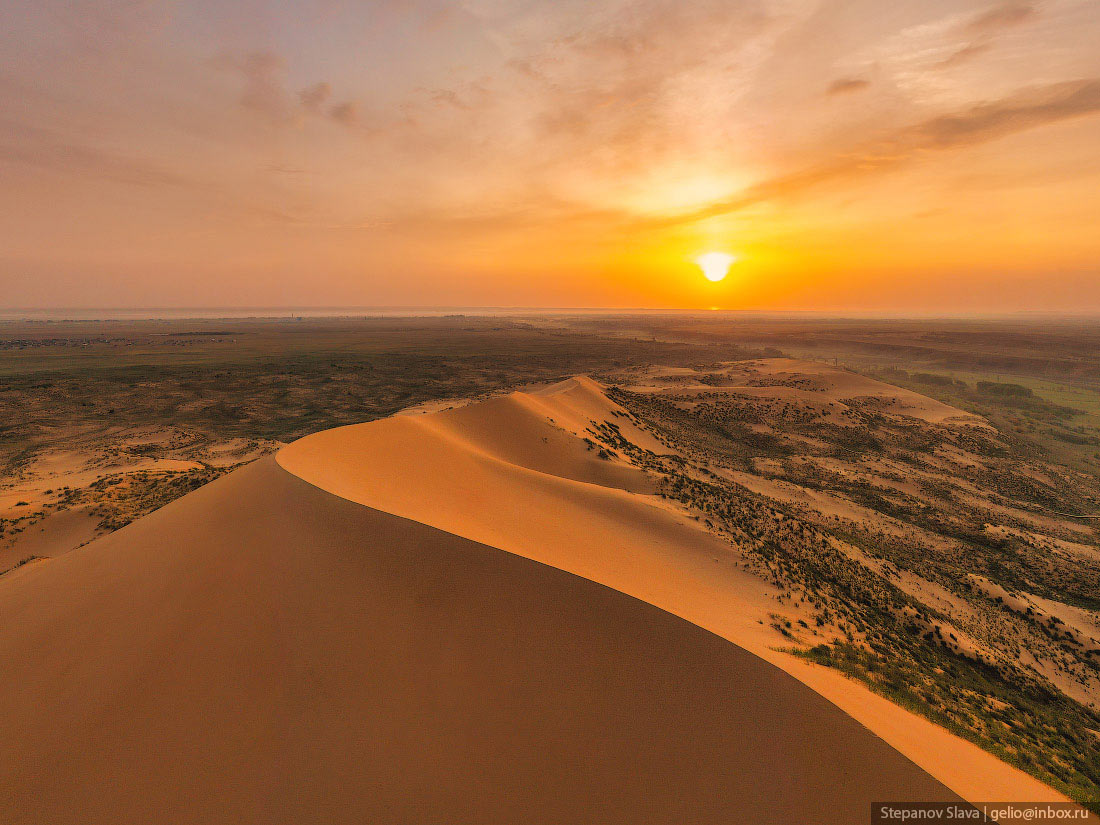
695 252 735 282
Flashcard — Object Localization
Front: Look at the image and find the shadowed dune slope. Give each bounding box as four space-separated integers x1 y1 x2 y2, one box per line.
0 457 961 824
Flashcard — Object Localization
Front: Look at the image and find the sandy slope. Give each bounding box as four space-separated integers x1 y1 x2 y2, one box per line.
0 457 963 824
0 505 98 573
278 374 1071 805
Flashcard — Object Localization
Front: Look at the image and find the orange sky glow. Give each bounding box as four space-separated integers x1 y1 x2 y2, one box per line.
2 0 1099 312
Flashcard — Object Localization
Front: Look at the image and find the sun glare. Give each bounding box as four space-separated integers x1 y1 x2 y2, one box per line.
695 251 735 282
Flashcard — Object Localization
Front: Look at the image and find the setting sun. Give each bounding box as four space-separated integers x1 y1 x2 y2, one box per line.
695 252 736 283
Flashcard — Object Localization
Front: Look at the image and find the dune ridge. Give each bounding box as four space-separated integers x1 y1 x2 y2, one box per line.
0 366 1077 821
278 371 1071 806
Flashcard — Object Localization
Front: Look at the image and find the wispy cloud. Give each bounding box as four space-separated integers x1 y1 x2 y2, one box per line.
658 78 1100 226
964 1 1036 35
298 81 332 113
212 51 289 121
937 1 1038 69
329 100 361 127
914 77 1100 147
826 77 871 96
934 41 992 70
215 51 365 129
0 118 198 188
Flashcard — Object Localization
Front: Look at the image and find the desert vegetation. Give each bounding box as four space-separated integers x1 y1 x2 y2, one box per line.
586 358 1100 809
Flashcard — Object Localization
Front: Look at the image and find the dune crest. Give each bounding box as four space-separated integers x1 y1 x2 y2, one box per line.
278 370 1069 805
281 377 783 647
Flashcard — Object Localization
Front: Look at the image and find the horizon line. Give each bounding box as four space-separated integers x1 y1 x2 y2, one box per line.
4 305 1100 321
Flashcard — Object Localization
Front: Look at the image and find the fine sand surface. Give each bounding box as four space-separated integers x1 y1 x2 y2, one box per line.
278 374 1072 806
0 505 99 573
1 457 963 824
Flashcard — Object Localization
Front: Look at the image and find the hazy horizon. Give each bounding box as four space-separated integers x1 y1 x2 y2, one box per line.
3 0 1099 312
6 305 1100 323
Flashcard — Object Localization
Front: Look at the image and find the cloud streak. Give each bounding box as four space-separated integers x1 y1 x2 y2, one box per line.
936 1 1037 69
964 1 1036 35
216 51 365 129
657 78 1100 227
827 77 871 95
0 119 198 189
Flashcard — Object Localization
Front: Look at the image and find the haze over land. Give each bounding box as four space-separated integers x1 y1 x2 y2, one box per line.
2 0 1100 311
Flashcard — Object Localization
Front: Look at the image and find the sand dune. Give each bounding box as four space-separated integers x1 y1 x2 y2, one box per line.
0 368 1074 821
279 373 1070 805
1 457 964 823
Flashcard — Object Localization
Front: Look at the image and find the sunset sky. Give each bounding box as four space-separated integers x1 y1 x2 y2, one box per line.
2 0 1099 312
